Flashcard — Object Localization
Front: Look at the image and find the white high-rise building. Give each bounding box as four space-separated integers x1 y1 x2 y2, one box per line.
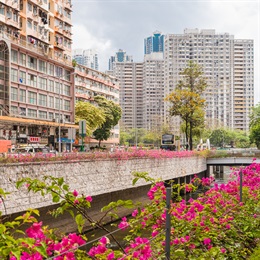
113 62 143 130
143 53 164 131
164 29 254 132
73 49 99 70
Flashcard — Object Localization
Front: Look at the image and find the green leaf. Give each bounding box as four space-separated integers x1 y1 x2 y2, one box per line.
75 214 85 233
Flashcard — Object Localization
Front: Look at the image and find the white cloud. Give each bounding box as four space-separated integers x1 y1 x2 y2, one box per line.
72 0 260 103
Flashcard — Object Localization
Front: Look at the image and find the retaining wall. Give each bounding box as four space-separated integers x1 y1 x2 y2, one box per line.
0 156 206 215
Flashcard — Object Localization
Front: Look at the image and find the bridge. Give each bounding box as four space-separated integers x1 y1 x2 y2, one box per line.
206 157 260 166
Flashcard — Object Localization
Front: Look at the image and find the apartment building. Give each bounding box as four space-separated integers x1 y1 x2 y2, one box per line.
113 62 143 130
164 29 254 133
143 52 164 130
108 49 133 71
0 0 76 151
232 39 254 131
73 48 99 70
74 64 120 146
144 31 164 55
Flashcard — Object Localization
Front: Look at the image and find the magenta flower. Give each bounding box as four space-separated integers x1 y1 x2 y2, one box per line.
26 222 45 240
72 190 78 197
203 238 211 245
221 248 227 253
85 196 92 202
118 217 129 230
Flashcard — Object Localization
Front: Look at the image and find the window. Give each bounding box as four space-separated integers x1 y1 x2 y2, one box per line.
11 87 18 101
64 100 70 111
28 109 37 118
11 106 18 115
55 66 62 77
49 80 54 92
11 69 18 82
64 84 70 96
65 70 70 81
27 2 32 11
49 96 54 108
28 56 37 70
11 50 18 63
19 53 26 66
55 81 61 94
27 19 32 29
0 5 5 15
27 74 37 87
19 71 26 84
39 94 47 106
49 64 54 75
38 77 47 90
55 97 61 109
39 60 47 73
39 111 47 119
28 91 37 104
19 89 26 102
49 112 54 120
19 107 26 116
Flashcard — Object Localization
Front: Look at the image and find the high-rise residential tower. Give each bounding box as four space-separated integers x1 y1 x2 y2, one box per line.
108 49 133 71
143 53 164 131
144 31 164 55
73 49 99 70
164 29 254 133
113 62 143 130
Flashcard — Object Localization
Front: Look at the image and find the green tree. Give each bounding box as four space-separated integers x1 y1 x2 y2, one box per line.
93 96 122 147
249 103 260 149
166 89 206 150
166 61 207 150
75 101 105 135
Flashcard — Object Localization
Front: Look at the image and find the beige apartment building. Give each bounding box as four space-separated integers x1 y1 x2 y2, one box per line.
74 64 120 147
0 0 76 151
0 1 121 151
112 62 143 130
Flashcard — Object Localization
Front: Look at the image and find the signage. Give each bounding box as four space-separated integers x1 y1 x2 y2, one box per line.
29 137 41 143
79 120 86 137
56 137 75 143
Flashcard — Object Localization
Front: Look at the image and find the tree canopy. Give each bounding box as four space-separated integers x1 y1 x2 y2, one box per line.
249 103 260 149
75 101 105 135
93 96 122 147
165 61 207 150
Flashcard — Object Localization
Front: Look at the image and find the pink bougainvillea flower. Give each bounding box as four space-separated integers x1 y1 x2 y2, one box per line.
26 222 45 240
118 217 129 230
203 238 211 245
221 248 227 253
85 196 92 202
72 190 78 197
74 199 79 204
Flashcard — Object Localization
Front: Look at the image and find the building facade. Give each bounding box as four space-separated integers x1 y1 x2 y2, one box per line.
74 64 120 147
143 52 164 131
112 62 143 130
72 48 99 70
144 31 164 55
108 49 133 71
164 29 254 133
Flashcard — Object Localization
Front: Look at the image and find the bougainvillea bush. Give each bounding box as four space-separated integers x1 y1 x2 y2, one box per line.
0 149 194 164
0 161 260 259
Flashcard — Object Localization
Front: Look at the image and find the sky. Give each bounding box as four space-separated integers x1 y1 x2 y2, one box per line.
72 0 260 104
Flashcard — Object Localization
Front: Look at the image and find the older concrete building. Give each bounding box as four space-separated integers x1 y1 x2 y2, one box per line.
74 64 120 146
0 0 75 150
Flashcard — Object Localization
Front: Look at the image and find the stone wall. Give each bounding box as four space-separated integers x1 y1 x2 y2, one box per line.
0 156 206 215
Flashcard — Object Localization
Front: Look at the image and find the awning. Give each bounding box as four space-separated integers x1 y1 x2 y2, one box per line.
0 116 79 129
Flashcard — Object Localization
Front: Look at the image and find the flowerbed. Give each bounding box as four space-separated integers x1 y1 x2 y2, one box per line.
0 161 259 259
0 149 195 164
